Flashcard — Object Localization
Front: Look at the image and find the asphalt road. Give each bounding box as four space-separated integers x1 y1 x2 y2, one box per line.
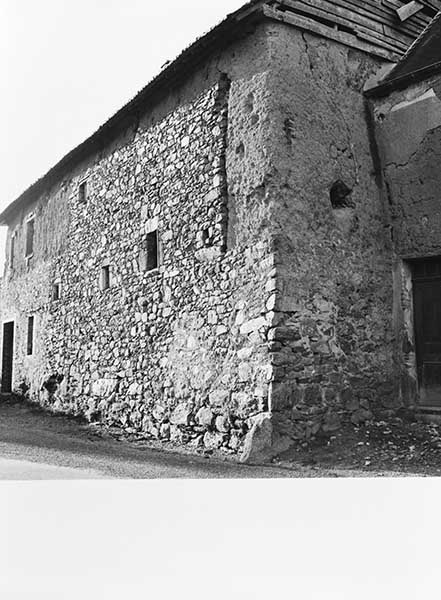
0 398 303 479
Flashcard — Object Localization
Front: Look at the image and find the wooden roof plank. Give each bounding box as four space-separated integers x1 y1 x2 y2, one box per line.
282 0 386 34
382 22 422 45
396 2 424 23
356 27 409 52
279 0 425 52
341 0 432 29
263 4 399 58
326 0 428 39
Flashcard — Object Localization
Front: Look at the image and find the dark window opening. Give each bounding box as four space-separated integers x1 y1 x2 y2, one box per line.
25 219 34 257
78 181 88 204
146 231 159 271
52 283 61 301
201 228 210 245
27 316 34 356
330 180 354 209
1 321 14 393
101 266 110 290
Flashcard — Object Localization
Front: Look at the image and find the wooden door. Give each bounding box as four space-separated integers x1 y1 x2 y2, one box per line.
1 322 14 393
413 259 441 406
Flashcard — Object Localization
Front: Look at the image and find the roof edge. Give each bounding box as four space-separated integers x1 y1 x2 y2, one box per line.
379 10 441 85
2 0 436 223
365 60 441 98
0 1 266 225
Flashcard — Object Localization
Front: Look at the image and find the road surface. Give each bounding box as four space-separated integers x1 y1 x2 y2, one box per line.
0 397 409 479
0 398 300 479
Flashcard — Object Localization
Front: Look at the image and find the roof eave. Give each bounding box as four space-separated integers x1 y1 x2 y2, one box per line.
365 60 441 98
0 1 266 225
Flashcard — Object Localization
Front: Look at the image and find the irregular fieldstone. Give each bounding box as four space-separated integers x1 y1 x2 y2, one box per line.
240 317 267 335
351 409 373 425
215 414 231 433
203 431 224 450
240 413 273 463
322 412 342 433
195 407 214 428
170 404 192 426
160 423 171 440
91 378 119 397
241 412 292 463
209 389 229 407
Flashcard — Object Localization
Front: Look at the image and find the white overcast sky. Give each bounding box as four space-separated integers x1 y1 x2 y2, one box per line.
0 0 245 267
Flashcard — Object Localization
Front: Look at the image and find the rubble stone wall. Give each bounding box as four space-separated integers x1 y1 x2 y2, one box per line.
0 23 278 456
1 19 415 460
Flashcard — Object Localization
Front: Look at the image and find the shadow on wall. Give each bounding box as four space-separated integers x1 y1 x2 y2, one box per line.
0 226 6 274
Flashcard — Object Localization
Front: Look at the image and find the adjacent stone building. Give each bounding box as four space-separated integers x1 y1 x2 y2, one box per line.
367 10 441 418
1 0 440 461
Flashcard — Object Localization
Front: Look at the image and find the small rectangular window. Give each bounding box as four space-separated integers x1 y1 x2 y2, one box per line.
27 316 34 355
52 282 61 301
101 265 110 290
25 218 34 257
78 180 88 203
146 230 159 271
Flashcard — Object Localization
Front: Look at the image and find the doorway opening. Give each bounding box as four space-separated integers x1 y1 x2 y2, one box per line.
1 321 14 393
412 257 441 406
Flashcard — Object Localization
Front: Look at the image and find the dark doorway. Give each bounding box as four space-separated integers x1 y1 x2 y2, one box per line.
1 322 14 393
413 258 441 406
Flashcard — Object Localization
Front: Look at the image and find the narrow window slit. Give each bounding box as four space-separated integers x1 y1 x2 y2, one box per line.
146 230 159 271
78 180 88 204
27 316 34 356
201 228 210 245
101 265 111 290
25 218 35 257
52 282 61 301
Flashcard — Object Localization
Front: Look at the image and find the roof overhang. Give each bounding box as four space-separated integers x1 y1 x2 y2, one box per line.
365 60 441 98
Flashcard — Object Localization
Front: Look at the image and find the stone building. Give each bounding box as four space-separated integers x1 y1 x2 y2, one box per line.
367 11 441 419
1 0 440 461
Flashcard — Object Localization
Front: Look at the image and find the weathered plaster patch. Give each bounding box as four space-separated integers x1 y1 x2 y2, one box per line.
376 87 441 166
391 88 437 112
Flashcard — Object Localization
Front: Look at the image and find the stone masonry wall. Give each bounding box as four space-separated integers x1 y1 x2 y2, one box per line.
1 19 415 460
372 74 441 406
0 23 279 457
261 23 397 442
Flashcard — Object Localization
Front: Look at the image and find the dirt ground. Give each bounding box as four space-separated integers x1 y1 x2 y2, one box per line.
273 410 441 476
1 395 441 477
